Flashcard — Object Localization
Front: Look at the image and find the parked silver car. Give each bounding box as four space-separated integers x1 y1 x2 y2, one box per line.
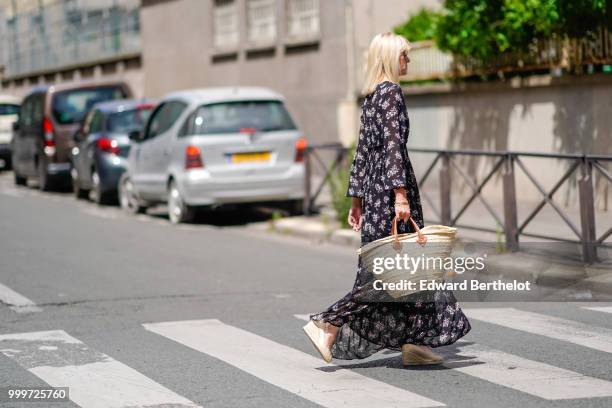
118 86 306 223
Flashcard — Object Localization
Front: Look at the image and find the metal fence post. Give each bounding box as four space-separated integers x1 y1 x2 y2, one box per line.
439 153 452 226
502 154 519 251
578 158 597 263
303 147 312 215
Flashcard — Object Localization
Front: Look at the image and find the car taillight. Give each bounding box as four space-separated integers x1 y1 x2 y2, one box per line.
96 137 120 155
185 145 203 169
43 117 55 156
295 137 307 162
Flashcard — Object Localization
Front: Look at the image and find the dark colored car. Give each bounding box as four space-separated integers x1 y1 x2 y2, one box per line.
11 82 132 190
71 99 155 204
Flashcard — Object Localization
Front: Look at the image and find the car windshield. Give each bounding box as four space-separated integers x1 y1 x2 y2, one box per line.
108 107 154 133
52 86 126 125
0 104 19 116
192 100 297 134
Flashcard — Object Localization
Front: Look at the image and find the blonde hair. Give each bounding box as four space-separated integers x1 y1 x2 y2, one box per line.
362 32 412 95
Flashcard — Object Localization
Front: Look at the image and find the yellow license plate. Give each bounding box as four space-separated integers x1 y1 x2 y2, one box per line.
231 151 271 163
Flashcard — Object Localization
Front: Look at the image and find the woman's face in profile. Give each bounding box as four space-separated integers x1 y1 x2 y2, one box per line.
400 50 410 75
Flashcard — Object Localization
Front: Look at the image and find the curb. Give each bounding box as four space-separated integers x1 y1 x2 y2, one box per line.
270 215 612 299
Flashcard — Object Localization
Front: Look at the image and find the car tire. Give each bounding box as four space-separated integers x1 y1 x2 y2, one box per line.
71 167 89 199
89 169 113 205
37 158 54 191
14 171 26 186
168 180 195 224
119 174 147 214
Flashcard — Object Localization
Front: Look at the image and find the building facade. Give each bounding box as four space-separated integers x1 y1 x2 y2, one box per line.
139 0 437 145
0 0 144 97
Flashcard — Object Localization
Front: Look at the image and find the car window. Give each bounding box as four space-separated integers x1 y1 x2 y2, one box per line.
19 96 33 128
178 111 195 137
189 100 297 134
0 104 19 116
51 86 127 125
89 111 105 134
145 101 186 140
108 106 153 133
32 94 44 128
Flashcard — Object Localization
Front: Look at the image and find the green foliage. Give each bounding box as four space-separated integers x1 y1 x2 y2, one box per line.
329 145 356 229
394 8 441 41
435 0 559 60
557 1 610 38
401 0 610 62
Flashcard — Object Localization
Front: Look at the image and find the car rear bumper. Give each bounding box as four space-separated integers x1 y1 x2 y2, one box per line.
46 162 71 178
179 164 305 206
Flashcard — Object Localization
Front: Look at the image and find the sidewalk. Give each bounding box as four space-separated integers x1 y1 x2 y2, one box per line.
262 204 612 300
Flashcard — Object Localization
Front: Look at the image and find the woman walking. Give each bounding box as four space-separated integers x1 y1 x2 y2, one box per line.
303 32 471 366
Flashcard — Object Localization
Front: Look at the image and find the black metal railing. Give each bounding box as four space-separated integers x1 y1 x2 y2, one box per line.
303 144 612 263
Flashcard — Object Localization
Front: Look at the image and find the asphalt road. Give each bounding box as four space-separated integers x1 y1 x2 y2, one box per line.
0 171 611 408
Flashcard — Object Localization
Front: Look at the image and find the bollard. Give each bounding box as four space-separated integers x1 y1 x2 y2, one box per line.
439 153 452 226
578 158 597 263
303 147 312 215
502 155 519 251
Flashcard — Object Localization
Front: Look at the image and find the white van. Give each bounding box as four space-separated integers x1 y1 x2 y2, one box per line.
0 94 21 169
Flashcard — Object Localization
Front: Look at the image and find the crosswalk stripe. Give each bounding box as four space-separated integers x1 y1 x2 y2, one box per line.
295 313 612 400
0 282 42 313
464 307 612 353
451 341 612 400
582 306 612 314
0 330 201 408
143 319 445 408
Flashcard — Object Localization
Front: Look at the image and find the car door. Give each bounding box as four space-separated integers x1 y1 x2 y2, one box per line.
80 110 106 188
135 101 186 199
133 102 168 198
72 110 95 187
12 95 33 176
148 101 187 197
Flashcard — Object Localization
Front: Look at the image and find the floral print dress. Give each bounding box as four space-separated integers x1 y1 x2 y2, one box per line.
310 80 471 360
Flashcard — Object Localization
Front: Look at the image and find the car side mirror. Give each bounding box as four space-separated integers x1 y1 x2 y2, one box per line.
73 129 83 142
12 121 19 131
128 129 142 142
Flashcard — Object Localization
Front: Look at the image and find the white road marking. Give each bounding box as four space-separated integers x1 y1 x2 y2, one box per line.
451 341 612 400
295 313 612 400
464 307 612 353
144 319 445 408
0 282 42 313
582 306 612 314
0 330 201 408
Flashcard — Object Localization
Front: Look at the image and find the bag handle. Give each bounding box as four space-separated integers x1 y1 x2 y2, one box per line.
391 214 427 249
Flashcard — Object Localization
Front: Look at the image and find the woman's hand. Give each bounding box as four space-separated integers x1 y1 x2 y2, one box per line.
348 198 363 231
394 187 411 222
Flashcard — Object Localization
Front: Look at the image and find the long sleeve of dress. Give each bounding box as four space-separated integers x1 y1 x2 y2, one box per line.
379 84 408 192
346 109 368 198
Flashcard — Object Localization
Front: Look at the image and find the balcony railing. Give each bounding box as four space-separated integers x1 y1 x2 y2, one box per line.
403 28 612 81
2 0 141 79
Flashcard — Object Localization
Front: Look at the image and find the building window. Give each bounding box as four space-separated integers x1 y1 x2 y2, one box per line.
213 0 239 51
286 0 319 40
247 0 276 46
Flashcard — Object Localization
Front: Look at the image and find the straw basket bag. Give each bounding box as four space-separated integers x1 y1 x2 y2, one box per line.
356 215 458 299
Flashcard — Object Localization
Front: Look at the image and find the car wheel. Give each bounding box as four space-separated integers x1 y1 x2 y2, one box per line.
119 174 146 214
71 167 88 199
14 171 26 186
168 180 195 224
89 169 113 205
37 158 53 191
